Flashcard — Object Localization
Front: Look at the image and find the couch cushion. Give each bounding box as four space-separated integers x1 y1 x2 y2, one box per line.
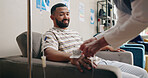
16 32 42 58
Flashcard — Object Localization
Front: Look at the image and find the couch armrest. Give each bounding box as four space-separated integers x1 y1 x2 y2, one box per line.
95 51 133 65
0 56 122 78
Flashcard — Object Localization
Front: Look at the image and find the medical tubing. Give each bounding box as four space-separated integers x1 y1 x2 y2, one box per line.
40 0 46 77
91 56 95 78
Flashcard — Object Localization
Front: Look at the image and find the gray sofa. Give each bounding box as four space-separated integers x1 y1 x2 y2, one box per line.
0 32 133 78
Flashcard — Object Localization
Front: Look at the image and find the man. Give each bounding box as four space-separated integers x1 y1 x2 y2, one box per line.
80 0 148 58
42 3 148 78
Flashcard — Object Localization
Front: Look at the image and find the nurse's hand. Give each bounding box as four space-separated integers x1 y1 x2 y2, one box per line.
100 45 125 52
80 37 108 57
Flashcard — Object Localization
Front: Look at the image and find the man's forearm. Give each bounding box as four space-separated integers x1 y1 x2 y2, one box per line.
45 47 71 62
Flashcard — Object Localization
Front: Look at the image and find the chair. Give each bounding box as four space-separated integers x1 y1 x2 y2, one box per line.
0 32 133 78
120 44 145 68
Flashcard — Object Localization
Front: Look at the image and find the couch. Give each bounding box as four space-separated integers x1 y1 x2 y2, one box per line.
0 32 134 78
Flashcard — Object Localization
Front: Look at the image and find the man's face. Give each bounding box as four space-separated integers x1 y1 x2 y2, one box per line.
52 7 70 28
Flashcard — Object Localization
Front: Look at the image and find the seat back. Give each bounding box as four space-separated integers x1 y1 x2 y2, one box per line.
16 32 42 58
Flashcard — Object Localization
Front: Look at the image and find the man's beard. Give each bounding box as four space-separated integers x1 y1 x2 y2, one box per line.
56 18 70 28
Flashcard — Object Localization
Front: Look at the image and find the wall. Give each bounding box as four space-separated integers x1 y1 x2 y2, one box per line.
0 0 97 57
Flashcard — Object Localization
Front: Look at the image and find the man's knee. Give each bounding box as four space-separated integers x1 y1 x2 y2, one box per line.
140 69 148 78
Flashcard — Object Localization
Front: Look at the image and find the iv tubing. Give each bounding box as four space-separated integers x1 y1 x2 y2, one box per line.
40 1 46 78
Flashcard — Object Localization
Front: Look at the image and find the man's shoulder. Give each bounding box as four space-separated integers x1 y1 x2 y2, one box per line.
44 28 58 34
43 29 56 36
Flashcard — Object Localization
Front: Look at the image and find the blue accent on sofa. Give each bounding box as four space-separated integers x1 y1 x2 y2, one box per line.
120 44 145 68
130 35 148 53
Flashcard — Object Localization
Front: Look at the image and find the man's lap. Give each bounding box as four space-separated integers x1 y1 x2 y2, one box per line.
97 58 148 78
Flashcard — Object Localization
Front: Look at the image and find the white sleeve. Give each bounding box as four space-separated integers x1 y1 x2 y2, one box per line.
96 0 148 48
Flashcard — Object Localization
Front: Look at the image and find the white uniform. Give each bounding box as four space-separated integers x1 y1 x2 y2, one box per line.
95 0 148 48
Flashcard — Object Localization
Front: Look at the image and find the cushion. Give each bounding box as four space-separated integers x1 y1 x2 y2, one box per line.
16 32 42 58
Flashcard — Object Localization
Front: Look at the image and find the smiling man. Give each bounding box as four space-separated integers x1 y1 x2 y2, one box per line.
50 3 70 29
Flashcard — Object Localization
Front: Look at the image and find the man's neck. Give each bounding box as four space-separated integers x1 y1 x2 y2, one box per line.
54 25 68 29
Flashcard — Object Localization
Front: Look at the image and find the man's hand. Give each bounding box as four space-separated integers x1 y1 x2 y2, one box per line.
70 55 95 72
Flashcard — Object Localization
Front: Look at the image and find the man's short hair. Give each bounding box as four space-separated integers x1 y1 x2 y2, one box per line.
51 3 67 15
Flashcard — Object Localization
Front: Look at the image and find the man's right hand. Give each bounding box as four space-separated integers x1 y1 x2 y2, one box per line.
70 55 93 72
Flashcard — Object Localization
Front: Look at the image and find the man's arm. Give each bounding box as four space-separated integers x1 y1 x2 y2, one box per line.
44 47 71 62
43 31 92 72
45 47 92 72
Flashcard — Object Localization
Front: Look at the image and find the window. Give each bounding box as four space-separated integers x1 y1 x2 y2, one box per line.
140 27 148 35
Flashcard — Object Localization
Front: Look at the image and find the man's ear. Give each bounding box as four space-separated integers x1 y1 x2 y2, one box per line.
50 15 54 20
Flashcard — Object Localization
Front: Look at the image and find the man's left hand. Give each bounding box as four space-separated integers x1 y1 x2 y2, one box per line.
70 55 96 72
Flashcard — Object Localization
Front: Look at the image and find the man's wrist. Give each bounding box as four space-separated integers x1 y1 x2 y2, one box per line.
70 54 81 58
69 49 82 59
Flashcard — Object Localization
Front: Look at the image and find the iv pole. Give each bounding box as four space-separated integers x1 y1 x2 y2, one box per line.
27 0 32 78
